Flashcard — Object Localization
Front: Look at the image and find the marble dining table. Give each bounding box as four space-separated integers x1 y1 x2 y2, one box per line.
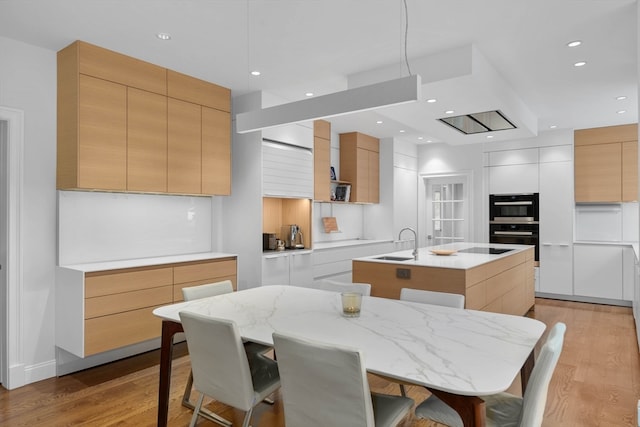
153 285 546 427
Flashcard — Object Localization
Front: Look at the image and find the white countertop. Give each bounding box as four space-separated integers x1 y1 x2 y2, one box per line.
154 285 545 396
313 239 393 250
59 251 237 273
353 242 534 270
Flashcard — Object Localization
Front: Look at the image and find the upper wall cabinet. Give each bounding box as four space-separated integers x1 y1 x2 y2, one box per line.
57 40 231 196
313 120 332 202
574 124 638 203
339 132 380 203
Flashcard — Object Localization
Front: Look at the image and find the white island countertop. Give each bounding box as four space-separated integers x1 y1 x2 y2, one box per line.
353 242 534 270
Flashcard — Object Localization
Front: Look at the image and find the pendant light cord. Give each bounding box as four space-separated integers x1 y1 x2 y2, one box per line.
403 0 412 76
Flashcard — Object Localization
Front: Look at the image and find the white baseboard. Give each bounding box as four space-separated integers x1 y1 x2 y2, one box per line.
24 359 57 386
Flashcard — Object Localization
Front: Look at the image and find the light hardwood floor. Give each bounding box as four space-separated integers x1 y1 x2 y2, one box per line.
0 298 638 426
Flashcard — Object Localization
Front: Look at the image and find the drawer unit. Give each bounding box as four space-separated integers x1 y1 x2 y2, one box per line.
56 255 237 358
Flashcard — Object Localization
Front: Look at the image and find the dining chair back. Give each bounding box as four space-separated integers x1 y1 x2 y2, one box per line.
179 311 280 427
315 279 372 296
180 280 272 425
272 332 413 427
414 322 567 427
182 279 233 301
400 288 465 309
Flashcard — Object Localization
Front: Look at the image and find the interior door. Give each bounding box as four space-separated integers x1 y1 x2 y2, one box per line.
425 176 469 246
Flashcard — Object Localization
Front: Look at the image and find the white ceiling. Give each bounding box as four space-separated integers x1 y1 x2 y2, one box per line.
0 0 637 145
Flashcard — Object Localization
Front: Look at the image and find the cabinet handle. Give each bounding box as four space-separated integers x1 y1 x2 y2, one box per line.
264 255 283 259
542 243 552 246
559 243 570 247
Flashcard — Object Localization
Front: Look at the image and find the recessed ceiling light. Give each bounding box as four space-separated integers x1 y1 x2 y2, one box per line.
445 110 455 114
156 33 172 40
617 110 627 114
486 135 494 139
426 98 437 103
417 136 424 140
567 40 582 48
399 129 406 133
426 140 433 143
616 96 627 101
376 120 383 124
573 61 587 67
250 70 261 76
549 125 558 129
305 92 314 97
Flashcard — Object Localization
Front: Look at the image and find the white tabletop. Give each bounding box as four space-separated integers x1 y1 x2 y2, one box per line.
153 285 545 396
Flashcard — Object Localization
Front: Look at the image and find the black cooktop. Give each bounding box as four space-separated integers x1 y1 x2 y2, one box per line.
457 247 514 255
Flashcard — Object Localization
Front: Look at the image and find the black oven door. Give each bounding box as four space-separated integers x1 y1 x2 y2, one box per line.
489 223 539 261
490 193 539 223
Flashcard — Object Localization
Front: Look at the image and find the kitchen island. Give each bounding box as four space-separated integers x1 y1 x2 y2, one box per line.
352 242 535 316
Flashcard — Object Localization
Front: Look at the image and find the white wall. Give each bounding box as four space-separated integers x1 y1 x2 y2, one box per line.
0 36 57 384
417 142 486 245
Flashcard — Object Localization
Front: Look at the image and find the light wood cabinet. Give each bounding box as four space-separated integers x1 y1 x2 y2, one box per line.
574 124 638 203
57 40 232 195
314 120 332 201
127 88 168 192
168 98 202 194
339 132 380 203
202 107 232 195
57 257 237 357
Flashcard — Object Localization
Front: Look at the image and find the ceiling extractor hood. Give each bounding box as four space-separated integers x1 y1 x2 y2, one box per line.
438 110 516 135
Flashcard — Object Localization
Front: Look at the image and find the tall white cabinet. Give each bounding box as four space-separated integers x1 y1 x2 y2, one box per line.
538 146 574 295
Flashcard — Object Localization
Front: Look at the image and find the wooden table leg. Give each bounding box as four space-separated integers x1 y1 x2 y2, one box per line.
427 389 486 427
157 320 184 427
520 349 535 395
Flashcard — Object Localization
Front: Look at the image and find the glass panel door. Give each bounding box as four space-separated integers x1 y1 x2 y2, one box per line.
426 177 468 246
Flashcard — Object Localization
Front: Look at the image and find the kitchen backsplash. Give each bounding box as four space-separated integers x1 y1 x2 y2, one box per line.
58 191 213 265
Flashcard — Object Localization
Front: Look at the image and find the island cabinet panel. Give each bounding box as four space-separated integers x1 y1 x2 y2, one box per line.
352 247 535 316
57 256 237 358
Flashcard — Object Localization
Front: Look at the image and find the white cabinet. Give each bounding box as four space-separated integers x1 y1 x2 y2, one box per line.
262 140 313 198
488 148 539 194
538 152 573 295
262 251 313 286
289 251 314 286
623 247 635 301
574 244 623 300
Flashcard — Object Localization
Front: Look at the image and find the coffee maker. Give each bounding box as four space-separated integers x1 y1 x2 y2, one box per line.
281 224 304 249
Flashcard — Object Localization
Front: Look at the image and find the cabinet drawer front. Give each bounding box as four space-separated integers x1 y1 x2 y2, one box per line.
78 41 167 95
85 267 173 298
173 258 237 284
85 285 173 319
167 69 231 112
173 275 237 302
84 306 164 356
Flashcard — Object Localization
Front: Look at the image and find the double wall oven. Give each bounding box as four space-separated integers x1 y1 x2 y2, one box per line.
489 193 539 261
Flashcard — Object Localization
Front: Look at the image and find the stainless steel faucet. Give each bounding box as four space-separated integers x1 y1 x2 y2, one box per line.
398 227 418 260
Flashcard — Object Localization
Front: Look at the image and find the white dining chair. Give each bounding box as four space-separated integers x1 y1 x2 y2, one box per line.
399 287 465 309
415 322 567 427
181 279 234 301
272 331 414 427
314 278 372 296
181 280 272 425
179 311 281 427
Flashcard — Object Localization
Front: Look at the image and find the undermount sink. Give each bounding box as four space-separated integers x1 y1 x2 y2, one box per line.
374 256 413 261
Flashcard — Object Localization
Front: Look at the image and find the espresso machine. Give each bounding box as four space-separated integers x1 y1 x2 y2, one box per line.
281 224 304 249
